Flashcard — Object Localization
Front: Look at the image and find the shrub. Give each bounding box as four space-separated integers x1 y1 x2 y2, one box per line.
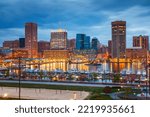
103 86 112 94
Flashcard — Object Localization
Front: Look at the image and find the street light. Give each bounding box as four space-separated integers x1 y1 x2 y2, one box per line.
145 78 148 100
137 85 141 90
120 77 123 83
3 93 8 98
18 57 21 100
149 67 150 95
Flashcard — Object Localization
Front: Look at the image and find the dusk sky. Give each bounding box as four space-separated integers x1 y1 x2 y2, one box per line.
0 0 150 47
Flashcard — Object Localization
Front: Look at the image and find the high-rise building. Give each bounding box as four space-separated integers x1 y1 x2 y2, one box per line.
68 39 75 51
98 45 108 54
19 38 25 48
76 34 90 50
25 22 38 58
108 40 112 56
50 29 67 50
112 21 126 58
84 36 90 49
3 40 19 48
76 34 85 50
91 37 100 50
133 35 149 50
38 41 50 53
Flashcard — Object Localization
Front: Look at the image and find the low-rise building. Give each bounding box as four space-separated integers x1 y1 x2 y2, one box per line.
3 40 19 48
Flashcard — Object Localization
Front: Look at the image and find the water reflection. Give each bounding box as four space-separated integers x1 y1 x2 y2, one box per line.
39 59 145 74
100 61 144 74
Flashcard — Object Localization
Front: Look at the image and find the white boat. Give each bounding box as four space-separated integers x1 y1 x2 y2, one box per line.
137 70 141 75
67 69 78 73
53 69 63 73
126 70 132 74
142 70 146 76
120 69 126 75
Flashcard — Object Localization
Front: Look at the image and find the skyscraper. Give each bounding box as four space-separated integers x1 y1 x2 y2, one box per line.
91 37 100 50
68 39 76 51
108 40 112 56
112 21 126 58
133 35 149 50
25 22 38 58
38 41 50 53
76 34 85 50
76 34 90 50
19 38 25 48
84 36 90 49
50 29 67 50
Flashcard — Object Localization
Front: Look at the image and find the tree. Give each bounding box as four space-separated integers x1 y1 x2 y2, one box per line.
79 74 87 81
48 74 53 81
5 70 9 78
124 87 133 99
103 86 112 94
92 73 98 81
68 74 73 81
38 70 43 80
113 74 120 83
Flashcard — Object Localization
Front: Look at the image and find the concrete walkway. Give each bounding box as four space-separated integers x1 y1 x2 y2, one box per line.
0 87 89 100
109 92 123 100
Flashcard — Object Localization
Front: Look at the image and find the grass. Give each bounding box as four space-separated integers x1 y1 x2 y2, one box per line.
0 82 113 100
86 92 112 100
0 82 103 92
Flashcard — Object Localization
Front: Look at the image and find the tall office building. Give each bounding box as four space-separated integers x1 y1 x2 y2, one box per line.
68 39 76 51
38 41 50 53
112 21 126 58
76 34 90 50
19 38 25 48
108 40 112 56
91 37 100 50
133 35 149 50
50 29 67 50
84 36 90 49
99 45 108 54
25 22 38 58
76 34 85 50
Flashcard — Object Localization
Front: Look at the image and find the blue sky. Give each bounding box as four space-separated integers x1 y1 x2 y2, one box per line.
0 0 150 47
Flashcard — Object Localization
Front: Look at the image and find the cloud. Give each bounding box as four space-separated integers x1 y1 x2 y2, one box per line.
0 0 150 47
101 5 150 47
0 28 24 45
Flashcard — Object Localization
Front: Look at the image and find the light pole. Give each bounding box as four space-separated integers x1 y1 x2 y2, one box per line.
18 57 21 100
120 77 123 84
76 58 80 72
145 78 148 100
148 66 150 95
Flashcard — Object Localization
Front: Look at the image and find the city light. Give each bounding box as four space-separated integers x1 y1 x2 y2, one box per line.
0 3 149 100
3 93 8 98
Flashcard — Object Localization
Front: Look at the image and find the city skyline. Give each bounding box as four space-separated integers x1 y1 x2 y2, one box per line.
0 0 150 47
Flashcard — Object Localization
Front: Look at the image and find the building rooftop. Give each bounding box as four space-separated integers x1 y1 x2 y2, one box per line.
126 47 143 49
51 29 66 32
